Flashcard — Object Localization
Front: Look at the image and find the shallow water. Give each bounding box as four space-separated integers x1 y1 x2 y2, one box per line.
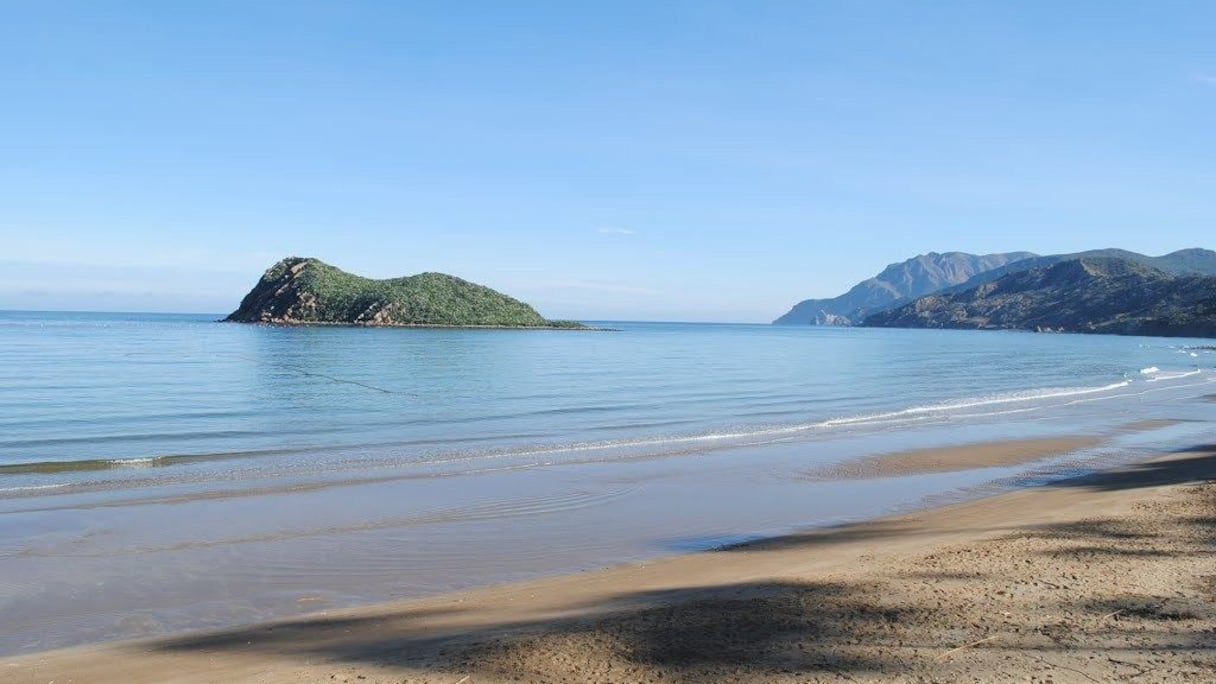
2 311 1214 653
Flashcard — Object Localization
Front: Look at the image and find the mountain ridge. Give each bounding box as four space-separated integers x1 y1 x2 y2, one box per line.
935 248 1216 298
863 255 1216 337
775 248 1216 327
773 251 1036 325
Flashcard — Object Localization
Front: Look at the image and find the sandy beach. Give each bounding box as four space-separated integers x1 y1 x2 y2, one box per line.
4 441 1213 684
6 0 1216 680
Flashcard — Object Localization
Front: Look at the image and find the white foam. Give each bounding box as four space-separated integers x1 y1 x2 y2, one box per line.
1145 368 1202 383
820 381 1131 428
947 406 1040 420
1140 366 1160 375
111 457 158 466
452 380 1141 464
0 483 70 493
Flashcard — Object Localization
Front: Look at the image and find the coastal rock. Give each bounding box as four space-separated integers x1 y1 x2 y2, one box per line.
226 257 583 328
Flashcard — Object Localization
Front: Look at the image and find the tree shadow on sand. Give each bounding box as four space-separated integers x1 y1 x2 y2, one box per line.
156 580 910 682
150 446 1216 682
1043 445 1216 492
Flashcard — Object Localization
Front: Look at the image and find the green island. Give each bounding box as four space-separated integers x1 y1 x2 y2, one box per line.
225 257 587 329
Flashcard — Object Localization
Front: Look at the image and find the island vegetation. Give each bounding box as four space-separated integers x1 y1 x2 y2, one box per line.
226 257 586 329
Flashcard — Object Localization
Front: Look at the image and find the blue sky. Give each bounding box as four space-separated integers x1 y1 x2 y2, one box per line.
2 2 1213 321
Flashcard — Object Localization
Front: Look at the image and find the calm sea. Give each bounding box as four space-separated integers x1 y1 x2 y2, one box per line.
1 310 1214 653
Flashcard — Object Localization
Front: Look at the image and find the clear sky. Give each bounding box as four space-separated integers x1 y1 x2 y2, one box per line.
2 2 1213 322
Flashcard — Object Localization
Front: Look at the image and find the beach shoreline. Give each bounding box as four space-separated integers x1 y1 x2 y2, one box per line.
6 313 1212 667
5 442 1214 683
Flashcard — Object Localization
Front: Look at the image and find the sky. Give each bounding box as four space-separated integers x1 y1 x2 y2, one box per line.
1 2 1214 322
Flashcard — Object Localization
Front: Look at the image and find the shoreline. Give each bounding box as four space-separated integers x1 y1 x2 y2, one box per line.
4 443 1214 683
217 319 610 330
3 424 1184 659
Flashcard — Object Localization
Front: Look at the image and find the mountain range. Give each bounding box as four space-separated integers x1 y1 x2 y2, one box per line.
865 256 1216 337
773 251 1035 325
776 248 1216 338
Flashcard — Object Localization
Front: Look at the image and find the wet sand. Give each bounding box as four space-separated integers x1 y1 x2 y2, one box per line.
804 435 1104 479
3 443 1214 683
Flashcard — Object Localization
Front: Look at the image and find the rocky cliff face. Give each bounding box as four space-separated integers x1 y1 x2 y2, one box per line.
773 251 1036 325
863 257 1216 337
226 257 580 328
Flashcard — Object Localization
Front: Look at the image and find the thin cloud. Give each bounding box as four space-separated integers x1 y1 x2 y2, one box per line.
1194 72 1216 85
595 227 636 235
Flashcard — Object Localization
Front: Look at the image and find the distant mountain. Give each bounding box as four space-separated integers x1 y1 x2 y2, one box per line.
226 257 584 328
936 248 1216 297
773 251 1036 325
864 256 1216 338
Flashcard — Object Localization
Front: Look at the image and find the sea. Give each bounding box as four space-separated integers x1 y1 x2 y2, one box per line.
2 310 1214 654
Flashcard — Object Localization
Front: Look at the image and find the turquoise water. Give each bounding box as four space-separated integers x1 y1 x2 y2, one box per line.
1 311 1214 653
2 311 1211 485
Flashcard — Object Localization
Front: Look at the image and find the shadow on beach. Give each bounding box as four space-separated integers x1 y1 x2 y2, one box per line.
150 446 1216 683
1040 444 1216 492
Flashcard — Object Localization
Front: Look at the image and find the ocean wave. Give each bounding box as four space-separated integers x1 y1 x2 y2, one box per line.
391 379 1142 465
818 381 1132 428
0 482 70 493
2 374 1200 483
1144 368 1202 383
0 451 250 476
